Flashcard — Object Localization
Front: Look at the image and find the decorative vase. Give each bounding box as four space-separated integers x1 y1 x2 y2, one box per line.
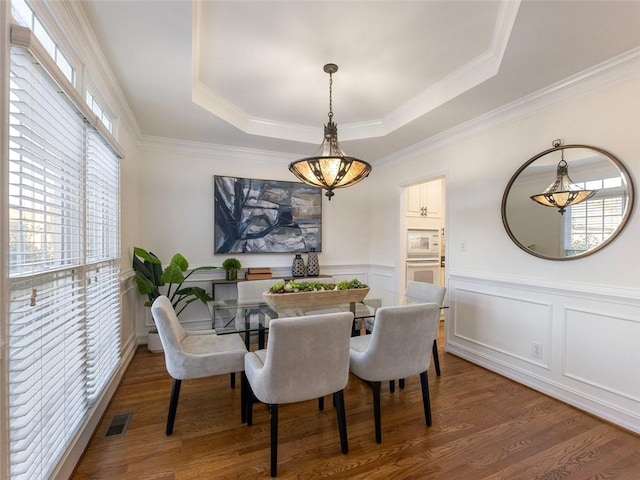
306 248 319 276
292 254 306 277
226 269 238 281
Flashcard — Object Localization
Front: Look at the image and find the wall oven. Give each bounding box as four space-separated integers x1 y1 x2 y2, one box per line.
406 229 442 286
406 258 442 286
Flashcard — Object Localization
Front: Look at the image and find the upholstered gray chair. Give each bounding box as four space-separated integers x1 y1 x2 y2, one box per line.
151 296 248 435
236 279 280 347
350 303 440 443
244 311 353 477
366 281 446 378
405 281 446 377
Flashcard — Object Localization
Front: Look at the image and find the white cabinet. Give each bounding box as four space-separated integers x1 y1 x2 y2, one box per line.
407 180 442 218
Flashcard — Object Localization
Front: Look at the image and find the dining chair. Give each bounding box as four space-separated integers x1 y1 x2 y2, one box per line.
151 295 248 435
405 281 446 377
366 280 446 378
236 278 280 346
350 303 440 443
244 311 354 477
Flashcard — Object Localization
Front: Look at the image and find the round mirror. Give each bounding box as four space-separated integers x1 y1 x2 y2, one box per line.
502 143 635 260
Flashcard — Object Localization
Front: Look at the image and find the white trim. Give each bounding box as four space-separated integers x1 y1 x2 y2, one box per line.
446 274 640 434
1 2 10 477
190 0 520 143
138 134 299 164
10 25 125 158
378 46 640 168
448 271 640 304
381 0 520 137
51 0 143 144
447 342 640 434
140 45 640 166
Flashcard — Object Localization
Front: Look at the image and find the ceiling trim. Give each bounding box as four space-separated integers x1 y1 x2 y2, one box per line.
378 46 640 169
374 0 521 141
138 134 297 164
139 47 640 166
191 0 521 144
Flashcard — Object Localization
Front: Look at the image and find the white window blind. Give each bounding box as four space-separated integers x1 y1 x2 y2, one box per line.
8 45 121 480
563 193 625 256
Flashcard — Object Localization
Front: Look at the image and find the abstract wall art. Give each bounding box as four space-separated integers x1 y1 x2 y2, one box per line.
214 175 322 254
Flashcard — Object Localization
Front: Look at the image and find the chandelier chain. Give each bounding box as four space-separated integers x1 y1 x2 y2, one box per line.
328 71 333 121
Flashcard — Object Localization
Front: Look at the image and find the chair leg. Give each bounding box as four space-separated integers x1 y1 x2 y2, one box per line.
389 380 395 393
230 372 236 388
166 379 181 436
241 372 247 423
318 396 324 411
372 381 382 444
399 378 405 389
334 390 349 454
246 383 254 427
420 371 432 426
270 404 278 477
432 339 441 376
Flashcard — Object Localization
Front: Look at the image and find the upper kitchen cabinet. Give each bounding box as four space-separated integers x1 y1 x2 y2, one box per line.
407 179 442 219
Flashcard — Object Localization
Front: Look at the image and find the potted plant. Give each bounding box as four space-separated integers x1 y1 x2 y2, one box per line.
222 257 241 281
133 247 218 351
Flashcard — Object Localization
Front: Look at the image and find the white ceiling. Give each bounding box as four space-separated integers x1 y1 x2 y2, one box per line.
81 0 640 163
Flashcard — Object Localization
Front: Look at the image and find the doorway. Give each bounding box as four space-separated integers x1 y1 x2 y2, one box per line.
401 176 446 292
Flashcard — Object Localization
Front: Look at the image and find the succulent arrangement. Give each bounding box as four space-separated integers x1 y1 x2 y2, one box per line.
268 278 367 294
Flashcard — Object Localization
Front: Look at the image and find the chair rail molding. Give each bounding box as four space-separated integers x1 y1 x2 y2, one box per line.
445 272 640 434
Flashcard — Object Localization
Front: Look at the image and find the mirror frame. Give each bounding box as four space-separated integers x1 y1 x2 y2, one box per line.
501 144 635 260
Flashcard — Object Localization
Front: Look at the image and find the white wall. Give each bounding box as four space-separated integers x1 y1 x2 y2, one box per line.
133 142 373 337
136 143 372 268
367 72 640 432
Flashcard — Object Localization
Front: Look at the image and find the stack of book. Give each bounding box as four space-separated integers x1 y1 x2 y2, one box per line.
245 268 273 280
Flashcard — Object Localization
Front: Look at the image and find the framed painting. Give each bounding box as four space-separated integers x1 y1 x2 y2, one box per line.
214 175 322 254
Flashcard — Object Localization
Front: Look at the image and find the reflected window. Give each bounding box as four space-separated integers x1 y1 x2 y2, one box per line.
563 178 626 256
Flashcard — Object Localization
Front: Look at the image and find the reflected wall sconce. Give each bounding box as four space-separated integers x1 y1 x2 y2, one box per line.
288 63 372 200
530 139 598 214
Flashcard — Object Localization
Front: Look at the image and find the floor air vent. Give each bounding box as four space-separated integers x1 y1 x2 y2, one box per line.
104 412 132 438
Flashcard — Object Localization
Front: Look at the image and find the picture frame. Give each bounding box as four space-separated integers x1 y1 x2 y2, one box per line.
214 175 322 254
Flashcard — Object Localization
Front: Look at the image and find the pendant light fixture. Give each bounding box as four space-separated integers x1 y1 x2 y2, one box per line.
530 140 598 215
289 63 372 200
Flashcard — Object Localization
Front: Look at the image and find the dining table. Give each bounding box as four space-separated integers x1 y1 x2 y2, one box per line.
209 289 447 349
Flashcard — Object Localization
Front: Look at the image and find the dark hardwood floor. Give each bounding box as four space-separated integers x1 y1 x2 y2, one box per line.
71 328 640 479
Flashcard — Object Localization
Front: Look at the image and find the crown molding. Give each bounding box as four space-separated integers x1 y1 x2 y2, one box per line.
190 0 520 144
378 46 640 169
381 0 520 136
138 134 298 164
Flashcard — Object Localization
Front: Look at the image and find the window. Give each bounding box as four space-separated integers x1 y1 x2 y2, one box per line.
563 177 626 256
8 45 121 480
86 91 114 133
11 0 76 86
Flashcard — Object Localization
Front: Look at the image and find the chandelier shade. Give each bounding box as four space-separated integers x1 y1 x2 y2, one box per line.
288 63 371 200
530 146 598 215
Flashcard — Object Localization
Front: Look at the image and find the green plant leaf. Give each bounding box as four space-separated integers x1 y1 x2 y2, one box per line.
170 253 189 272
134 273 156 295
161 264 186 284
176 286 212 303
133 247 161 264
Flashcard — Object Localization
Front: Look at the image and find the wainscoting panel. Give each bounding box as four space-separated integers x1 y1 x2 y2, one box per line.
454 287 552 368
564 307 640 402
446 273 640 434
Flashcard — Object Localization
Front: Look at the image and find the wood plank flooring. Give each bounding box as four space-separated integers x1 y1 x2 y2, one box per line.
71 329 640 479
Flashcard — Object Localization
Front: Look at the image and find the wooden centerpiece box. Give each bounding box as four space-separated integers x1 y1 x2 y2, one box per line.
263 287 370 308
